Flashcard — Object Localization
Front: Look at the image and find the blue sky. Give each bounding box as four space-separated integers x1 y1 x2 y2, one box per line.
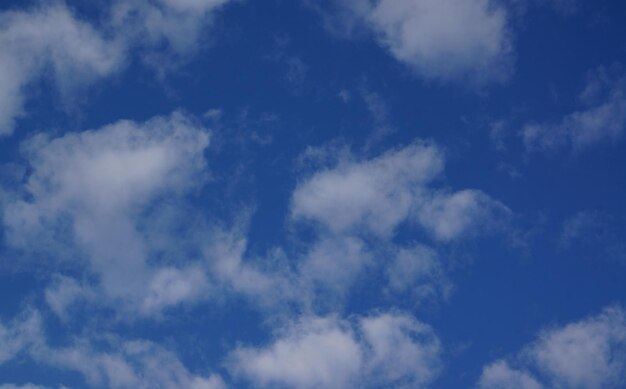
0 0 626 388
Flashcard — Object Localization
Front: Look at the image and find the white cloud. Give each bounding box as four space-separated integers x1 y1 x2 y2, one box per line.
523 65 626 152
288 142 508 309
141 266 210 314
202 227 298 307
230 311 441 389
327 0 513 84
0 310 225 389
0 0 233 136
292 142 443 236
361 89 394 146
292 142 506 240
0 309 42 364
529 306 626 388
230 316 363 389
3 126 508 319
39 340 226 389
386 244 450 301
0 4 123 135
3 112 211 313
478 305 626 389
44 275 96 321
200 219 446 312
299 235 371 296
416 189 506 242
359 312 442 387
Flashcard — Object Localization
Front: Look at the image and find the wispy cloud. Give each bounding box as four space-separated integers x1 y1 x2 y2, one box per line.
523 64 626 152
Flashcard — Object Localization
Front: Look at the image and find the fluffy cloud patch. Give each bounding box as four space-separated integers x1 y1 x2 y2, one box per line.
231 316 363 388
479 305 626 389
327 0 513 84
292 142 442 236
292 142 507 240
3 112 210 313
230 311 441 389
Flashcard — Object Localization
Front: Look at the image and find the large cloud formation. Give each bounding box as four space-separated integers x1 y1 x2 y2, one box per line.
290 142 507 308
3 112 211 313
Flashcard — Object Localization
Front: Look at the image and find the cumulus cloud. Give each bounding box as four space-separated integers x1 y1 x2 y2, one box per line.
292 143 442 236
523 65 626 152
202 227 298 307
230 311 441 389
478 305 626 389
324 0 513 84
0 310 225 389
3 112 211 313
231 316 363 388
288 142 509 308
2 121 510 319
292 142 507 240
